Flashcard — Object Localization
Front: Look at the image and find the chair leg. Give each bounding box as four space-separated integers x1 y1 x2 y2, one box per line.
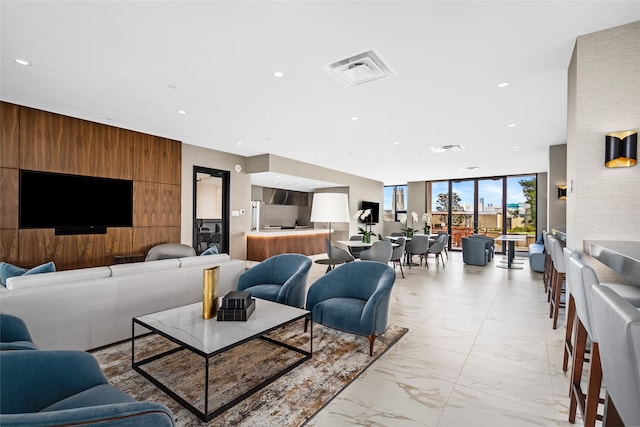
563 293 575 371
569 319 587 423
552 272 564 329
367 332 376 356
304 317 309 333
583 342 603 427
398 261 404 278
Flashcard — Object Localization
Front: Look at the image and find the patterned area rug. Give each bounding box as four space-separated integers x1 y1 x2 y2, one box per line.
92 319 408 426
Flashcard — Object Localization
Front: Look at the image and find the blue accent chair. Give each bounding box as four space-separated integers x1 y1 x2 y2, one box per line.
467 234 495 260
237 253 312 308
0 313 38 350
0 350 175 426
305 261 396 355
462 237 490 266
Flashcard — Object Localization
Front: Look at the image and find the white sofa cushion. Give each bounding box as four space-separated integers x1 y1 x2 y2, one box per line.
5 266 111 291
109 258 180 276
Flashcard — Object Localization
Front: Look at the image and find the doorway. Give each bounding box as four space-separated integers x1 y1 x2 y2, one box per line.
193 166 230 255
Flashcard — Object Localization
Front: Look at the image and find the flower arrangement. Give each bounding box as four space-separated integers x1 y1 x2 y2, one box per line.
422 212 432 235
400 211 419 237
355 209 373 243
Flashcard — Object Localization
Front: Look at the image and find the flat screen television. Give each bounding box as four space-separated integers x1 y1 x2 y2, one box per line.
359 201 380 224
19 170 133 235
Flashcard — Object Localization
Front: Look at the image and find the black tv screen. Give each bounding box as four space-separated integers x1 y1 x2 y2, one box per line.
19 170 133 235
360 201 380 224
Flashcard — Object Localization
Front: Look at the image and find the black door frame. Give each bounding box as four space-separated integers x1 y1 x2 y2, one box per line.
192 166 230 254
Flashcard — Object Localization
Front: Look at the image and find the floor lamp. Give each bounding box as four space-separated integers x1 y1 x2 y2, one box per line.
310 193 350 243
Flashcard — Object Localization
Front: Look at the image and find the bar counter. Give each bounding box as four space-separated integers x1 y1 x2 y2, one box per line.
246 229 330 262
583 240 640 285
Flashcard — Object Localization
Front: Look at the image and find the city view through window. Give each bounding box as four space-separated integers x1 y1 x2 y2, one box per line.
385 175 537 251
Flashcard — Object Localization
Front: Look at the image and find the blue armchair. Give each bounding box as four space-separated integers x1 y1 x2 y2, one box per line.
237 253 312 308
0 313 38 350
0 350 174 426
462 237 489 266
305 261 396 355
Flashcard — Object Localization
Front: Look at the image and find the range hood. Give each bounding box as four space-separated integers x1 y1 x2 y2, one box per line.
263 187 309 206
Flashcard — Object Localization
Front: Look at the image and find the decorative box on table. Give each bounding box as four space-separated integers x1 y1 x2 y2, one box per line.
217 291 255 321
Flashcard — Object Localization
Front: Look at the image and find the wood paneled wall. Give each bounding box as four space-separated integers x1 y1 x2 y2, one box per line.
0 102 181 270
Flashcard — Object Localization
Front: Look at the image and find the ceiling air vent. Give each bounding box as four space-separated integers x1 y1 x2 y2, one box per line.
430 144 466 154
324 49 395 87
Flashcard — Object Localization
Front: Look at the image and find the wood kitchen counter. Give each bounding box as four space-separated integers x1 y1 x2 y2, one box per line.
246 229 330 262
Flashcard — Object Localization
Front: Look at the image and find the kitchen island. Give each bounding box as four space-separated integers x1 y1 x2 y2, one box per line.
246 229 331 262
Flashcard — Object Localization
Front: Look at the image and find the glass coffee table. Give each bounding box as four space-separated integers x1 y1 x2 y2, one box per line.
132 299 312 421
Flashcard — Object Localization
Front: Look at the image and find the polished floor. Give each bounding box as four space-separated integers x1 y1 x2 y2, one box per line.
306 251 583 427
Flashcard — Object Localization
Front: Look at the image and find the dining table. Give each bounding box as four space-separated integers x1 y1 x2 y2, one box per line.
494 234 526 269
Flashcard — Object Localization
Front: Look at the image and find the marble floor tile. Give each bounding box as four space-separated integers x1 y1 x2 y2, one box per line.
308 251 585 427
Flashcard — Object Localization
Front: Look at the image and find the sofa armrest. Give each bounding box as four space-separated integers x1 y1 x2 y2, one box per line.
0 401 175 427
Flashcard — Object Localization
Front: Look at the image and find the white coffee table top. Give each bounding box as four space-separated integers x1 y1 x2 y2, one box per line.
134 299 309 356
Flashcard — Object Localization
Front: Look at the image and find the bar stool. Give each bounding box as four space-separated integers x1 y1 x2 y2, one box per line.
548 236 566 329
542 231 553 294
566 257 640 427
591 285 640 427
562 248 581 372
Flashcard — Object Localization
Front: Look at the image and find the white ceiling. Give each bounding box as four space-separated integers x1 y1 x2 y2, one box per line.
2 1 639 188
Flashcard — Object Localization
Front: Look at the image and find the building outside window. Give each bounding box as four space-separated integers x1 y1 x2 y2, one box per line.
383 185 407 222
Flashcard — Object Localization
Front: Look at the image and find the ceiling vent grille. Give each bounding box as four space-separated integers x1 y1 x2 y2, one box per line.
325 49 395 87
430 144 466 154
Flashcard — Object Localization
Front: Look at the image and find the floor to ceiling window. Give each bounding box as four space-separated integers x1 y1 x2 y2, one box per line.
429 174 537 251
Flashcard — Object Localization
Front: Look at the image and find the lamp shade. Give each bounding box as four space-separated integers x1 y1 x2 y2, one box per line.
605 130 637 168
310 193 350 223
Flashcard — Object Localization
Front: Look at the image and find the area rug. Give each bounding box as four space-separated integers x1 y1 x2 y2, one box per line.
92 319 408 426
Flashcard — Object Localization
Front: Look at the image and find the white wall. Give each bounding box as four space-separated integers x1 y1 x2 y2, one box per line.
567 21 640 251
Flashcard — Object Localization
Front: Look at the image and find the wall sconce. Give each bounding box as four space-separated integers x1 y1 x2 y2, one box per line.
557 185 567 200
605 130 637 168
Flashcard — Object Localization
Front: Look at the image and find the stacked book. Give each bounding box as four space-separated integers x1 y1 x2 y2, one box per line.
217 291 255 321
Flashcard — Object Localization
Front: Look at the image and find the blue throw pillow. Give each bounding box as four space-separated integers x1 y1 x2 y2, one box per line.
200 246 219 256
0 261 56 286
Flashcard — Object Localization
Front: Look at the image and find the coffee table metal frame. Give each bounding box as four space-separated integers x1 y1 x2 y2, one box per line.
132 299 312 422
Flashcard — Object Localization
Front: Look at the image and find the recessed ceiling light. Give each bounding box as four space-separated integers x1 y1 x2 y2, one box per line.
512 146 520 149
316 153 323 157
351 116 359 121
177 109 187 115
507 123 516 128
393 141 400 145
459 137 465 141
273 71 284 78
430 144 465 154
461 166 481 171
497 81 509 88
236 142 243 146
15 58 31 66
168 84 177 90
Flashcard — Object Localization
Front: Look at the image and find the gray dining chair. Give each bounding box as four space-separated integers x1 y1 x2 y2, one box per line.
404 235 429 268
390 237 406 278
348 235 365 259
359 240 393 264
424 233 446 268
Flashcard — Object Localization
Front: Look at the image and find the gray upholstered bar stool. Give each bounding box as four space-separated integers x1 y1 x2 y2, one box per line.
591 284 640 427
566 257 640 427
562 247 581 372
548 236 566 329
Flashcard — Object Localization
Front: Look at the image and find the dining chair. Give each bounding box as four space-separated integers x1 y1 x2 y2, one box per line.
359 240 393 264
325 238 355 264
348 235 365 259
424 233 446 268
389 237 406 278
404 235 429 268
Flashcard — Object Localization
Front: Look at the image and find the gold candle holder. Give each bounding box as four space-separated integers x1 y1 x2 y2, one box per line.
203 266 219 319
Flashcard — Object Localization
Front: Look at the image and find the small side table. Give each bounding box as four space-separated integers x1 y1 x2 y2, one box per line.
113 254 145 264
314 258 346 273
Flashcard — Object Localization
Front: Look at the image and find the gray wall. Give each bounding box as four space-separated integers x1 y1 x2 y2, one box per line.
547 144 566 232
567 21 640 251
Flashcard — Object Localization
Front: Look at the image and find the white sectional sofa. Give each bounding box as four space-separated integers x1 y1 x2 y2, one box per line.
0 254 245 351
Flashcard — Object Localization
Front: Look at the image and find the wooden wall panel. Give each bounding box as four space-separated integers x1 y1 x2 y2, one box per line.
133 182 180 227
0 103 182 270
19 107 133 179
133 226 181 256
0 230 19 265
133 134 181 184
0 102 20 168
0 168 18 229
